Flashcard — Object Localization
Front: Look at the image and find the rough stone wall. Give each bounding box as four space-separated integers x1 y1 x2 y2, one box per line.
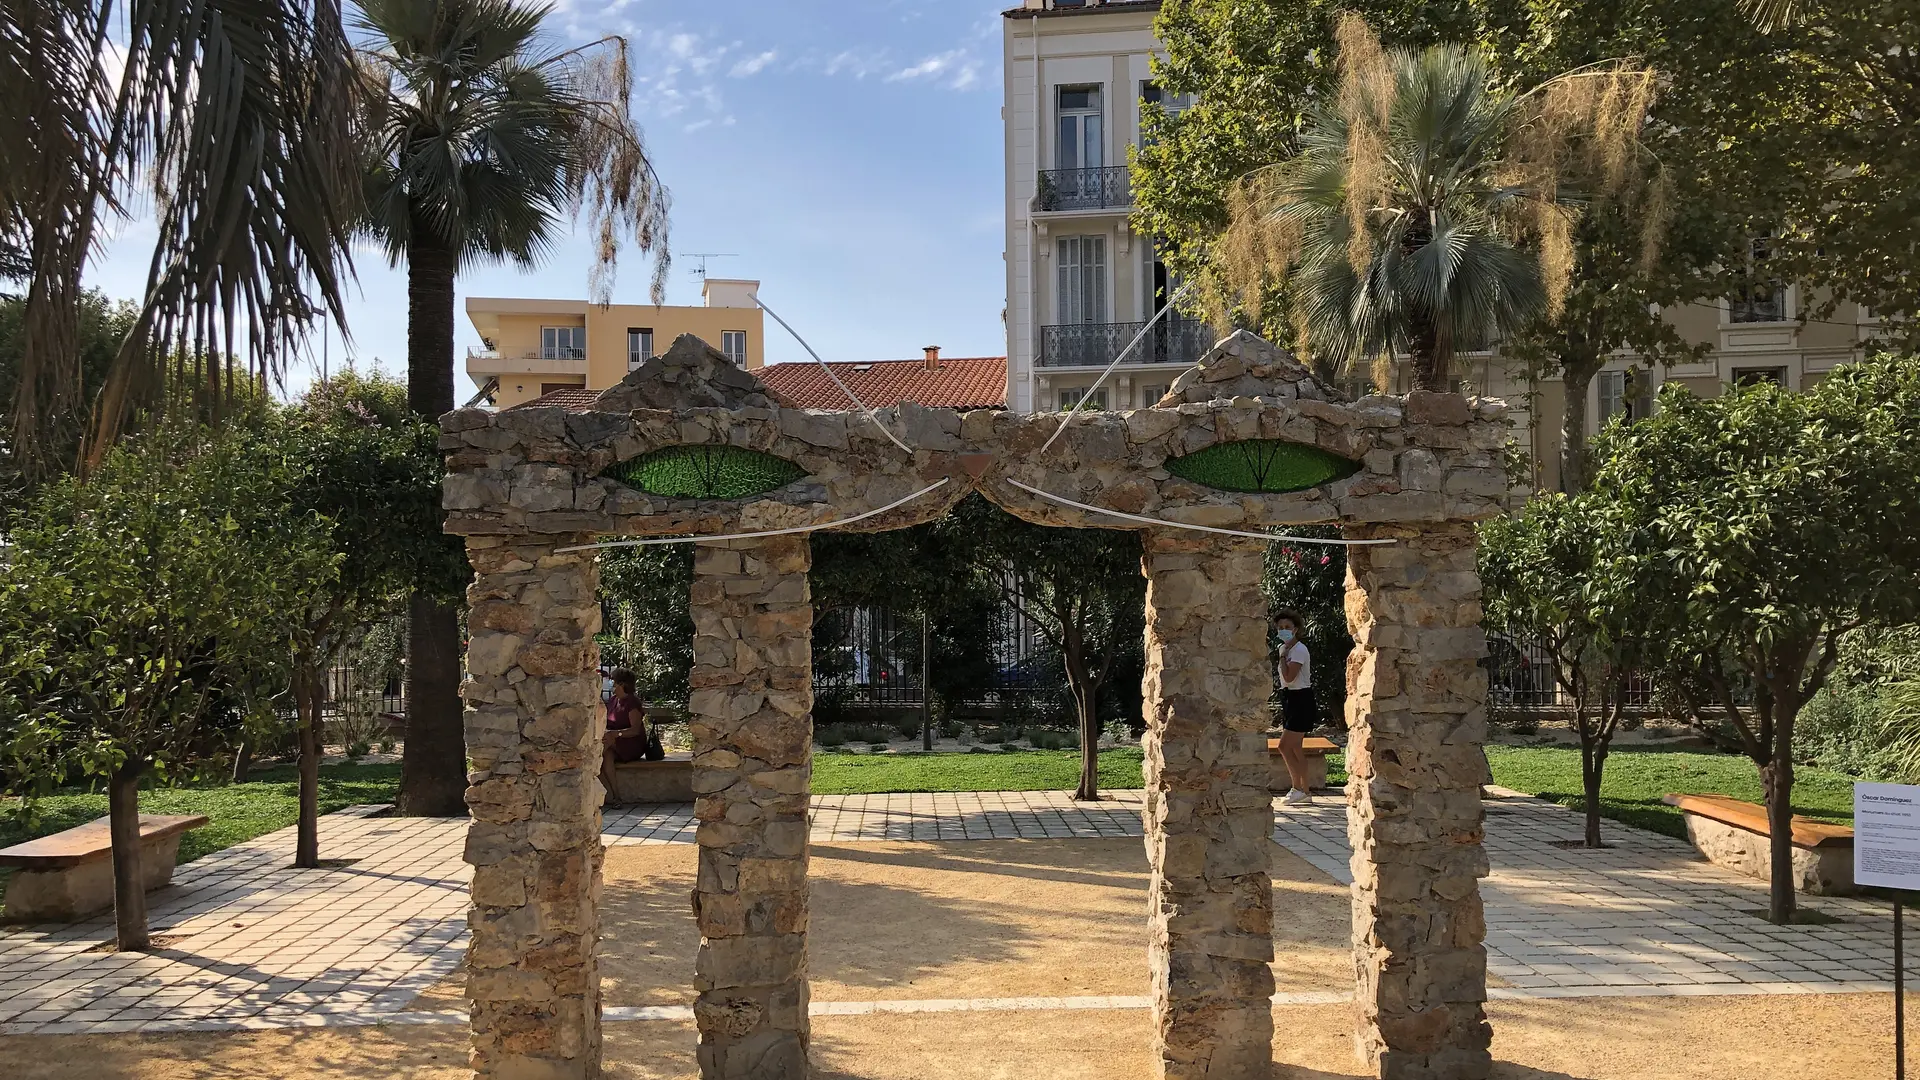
1140 531 1276 1080
1343 524 1493 1080
688 536 814 1080
460 535 605 1080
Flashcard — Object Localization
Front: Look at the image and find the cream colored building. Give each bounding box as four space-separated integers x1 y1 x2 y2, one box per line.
1003 0 1199 415
1465 286 1877 491
464 278 765 408
1000 0 1878 491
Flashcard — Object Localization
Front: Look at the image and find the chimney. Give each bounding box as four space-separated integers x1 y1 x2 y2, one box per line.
923 345 941 371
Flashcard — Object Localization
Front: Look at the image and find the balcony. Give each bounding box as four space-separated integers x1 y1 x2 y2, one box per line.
1039 316 1212 368
1035 166 1131 213
464 345 587 378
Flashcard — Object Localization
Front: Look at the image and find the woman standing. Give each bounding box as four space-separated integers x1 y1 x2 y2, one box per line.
1273 611 1318 806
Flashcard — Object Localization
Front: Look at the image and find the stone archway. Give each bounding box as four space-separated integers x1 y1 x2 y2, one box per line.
441 331 1509 1080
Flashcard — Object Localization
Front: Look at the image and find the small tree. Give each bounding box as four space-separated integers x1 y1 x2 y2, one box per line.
947 496 1144 800
1481 494 1640 846
279 373 457 867
1594 356 1920 921
0 427 332 949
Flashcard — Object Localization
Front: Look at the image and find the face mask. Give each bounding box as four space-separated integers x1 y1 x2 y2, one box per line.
1276 628 1296 643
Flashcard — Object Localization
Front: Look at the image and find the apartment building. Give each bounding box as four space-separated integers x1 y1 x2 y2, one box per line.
1002 0 1200 415
463 278 765 409
1001 0 1877 491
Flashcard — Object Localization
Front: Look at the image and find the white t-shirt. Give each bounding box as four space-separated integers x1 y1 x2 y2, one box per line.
1279 641 1311 690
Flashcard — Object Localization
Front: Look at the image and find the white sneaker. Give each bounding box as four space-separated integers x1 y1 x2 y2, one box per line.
1283 788 1313 806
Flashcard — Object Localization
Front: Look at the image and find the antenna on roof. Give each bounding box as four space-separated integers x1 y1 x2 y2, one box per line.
681 253 739 281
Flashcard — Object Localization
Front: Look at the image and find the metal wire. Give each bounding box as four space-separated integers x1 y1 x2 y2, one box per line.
1038 280 1197 456
1003 479 1395 546
551 479 952 554
752 294 915 455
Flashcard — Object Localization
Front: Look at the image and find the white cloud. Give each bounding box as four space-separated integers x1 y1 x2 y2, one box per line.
884 49 983 91
729 49 777 78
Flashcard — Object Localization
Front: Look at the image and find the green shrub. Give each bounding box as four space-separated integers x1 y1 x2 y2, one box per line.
894 719 922 740
817 724 849 748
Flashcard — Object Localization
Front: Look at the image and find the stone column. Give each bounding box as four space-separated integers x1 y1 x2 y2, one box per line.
460 534 605 1080
1344 524 1492 1080
688 536 813 1080
1140 531 1275 1080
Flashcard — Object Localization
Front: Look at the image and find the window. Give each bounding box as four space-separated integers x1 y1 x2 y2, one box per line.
1139 81 1194 130
1056 236 1107 324
1139 384 1169 408
1056 85 1103 171
1597 369 1649 426
1733 367 1787 387
722 330 748 365
540 325 585 360
1728 238 1789 323
1057 387 1108 411
627 327 654 368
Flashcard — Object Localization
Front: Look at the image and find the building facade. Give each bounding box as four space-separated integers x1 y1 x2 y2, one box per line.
1000 0 1878 491
1003 0 1199 415
463 278 765 409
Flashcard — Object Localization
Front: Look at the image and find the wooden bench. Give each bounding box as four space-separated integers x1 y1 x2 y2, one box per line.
0 814 208 922
608 752 694 804
1267 736 1340 792
1662 793 1855 896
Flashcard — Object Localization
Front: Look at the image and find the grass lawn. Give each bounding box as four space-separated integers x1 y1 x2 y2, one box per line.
0 762 401 904
813 747 1147 795
1485 744 1857 840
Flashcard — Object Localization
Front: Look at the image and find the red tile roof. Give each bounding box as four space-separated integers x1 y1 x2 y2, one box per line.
758 357 1007 411
507 387 599 411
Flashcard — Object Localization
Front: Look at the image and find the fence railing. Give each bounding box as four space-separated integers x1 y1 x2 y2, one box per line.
1486 637 1657 709
1035 166 1131 212
1039 315 1212 369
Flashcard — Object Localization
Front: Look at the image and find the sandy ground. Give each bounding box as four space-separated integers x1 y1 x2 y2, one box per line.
2 995 1892 1080
408 838 1354 1011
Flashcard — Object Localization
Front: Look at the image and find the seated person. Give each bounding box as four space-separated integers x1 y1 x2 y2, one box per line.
600 669 654 803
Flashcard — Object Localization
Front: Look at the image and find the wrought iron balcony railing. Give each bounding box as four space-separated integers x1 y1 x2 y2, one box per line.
1035 166 1132 212
1038 316 1212 368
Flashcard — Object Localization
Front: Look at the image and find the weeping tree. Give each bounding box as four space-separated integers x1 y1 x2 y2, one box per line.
354 0 672 815
1 0 358 477
1215 15 1665 392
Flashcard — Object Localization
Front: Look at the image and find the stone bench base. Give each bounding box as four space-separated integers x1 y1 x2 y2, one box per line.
608 752 695 804
3 831 188 922
1679 812 1856 895
1267 736 1337 792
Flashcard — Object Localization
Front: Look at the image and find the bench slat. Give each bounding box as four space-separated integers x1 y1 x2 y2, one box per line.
0 814 211 870
1661 793 1853 849
1267 737 1338 756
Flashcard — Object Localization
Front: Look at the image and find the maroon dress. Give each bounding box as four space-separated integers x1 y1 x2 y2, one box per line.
606 695 648 764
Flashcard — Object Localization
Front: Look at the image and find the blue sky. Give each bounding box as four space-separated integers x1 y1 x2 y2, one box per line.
87 0 1013 393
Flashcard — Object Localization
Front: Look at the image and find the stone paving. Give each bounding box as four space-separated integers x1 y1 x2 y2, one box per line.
0 788 1902 1037
1273 787 1896 999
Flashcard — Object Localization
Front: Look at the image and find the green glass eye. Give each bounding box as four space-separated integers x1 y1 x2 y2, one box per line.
1164 440 1361 493
604 446 807 499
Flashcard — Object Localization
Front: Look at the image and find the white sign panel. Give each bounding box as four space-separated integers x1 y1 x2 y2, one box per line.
1853 782 1920 890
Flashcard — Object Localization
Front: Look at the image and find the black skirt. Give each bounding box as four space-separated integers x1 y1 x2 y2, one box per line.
1279 687 1319 733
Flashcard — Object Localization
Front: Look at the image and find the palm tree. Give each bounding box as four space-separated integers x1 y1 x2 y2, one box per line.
1219 16 1661 392
1 0 358 477
355 0 670 815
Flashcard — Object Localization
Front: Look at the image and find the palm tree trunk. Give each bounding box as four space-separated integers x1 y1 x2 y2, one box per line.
398 222 470 818
107 757 148 952
1409 322 1447 392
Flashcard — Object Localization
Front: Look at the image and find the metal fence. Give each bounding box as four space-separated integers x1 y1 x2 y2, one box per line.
1035 166 1132 212
1486 637 1657 709
1039 315 1212 369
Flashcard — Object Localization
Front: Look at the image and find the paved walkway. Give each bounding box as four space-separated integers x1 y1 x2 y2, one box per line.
0 789 1899 1036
